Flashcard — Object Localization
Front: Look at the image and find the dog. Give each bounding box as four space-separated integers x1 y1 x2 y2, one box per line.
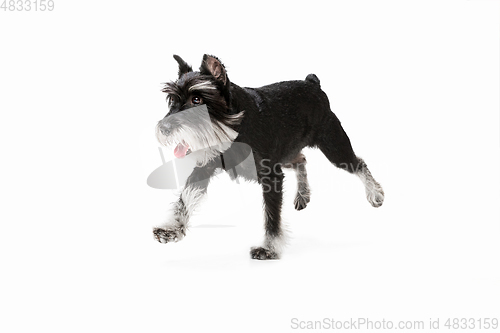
153 54 384 260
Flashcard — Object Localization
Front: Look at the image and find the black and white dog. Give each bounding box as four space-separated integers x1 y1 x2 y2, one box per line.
154 54 384 260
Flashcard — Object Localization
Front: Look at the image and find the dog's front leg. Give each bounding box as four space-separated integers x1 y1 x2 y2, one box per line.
153 163 217 244
251 165 286 260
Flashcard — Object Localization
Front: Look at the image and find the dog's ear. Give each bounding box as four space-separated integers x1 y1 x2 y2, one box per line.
200 54 228 85
173 55 193 77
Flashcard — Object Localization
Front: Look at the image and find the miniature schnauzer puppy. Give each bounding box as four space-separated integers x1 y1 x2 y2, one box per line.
153 54 384 260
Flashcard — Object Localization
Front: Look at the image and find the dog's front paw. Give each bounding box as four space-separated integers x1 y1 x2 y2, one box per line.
250 247 279 260
153 225 186 243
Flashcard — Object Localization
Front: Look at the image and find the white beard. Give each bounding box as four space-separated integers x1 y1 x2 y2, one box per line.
156 105 240 167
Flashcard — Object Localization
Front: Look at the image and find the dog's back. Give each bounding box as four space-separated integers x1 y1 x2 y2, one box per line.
234 75 335 161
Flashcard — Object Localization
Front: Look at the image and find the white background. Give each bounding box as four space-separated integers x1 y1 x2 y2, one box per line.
1 1 499 332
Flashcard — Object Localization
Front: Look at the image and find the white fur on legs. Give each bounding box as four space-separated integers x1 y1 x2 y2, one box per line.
250 225 289 260
264 231 288 256
293 161 311 211
356 159 384 208
153 186 205 243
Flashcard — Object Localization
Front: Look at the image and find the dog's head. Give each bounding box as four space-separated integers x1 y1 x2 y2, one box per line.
156 55 244 166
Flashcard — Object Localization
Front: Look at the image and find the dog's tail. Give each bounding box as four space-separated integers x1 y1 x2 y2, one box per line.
305 74 320 86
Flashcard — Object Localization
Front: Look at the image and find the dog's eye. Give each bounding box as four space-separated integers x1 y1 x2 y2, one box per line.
168 96 178 105
192 96 202 105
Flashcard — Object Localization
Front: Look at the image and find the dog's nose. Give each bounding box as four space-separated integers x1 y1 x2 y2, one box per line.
159 122 172 136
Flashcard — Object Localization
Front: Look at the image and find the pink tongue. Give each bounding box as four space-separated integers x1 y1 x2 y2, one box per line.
174 143 189 158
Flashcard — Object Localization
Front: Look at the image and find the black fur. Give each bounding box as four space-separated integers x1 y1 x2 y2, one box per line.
154 54 384 260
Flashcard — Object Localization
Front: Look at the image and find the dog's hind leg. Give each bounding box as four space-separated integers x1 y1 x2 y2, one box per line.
315 114 384 207
251 165 286 260
153 163 217 243
284 153 311 210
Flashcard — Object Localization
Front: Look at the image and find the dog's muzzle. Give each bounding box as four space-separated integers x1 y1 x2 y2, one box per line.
155 120 171 147
155 105 239 165
156 118 192 158
158 121 173 136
